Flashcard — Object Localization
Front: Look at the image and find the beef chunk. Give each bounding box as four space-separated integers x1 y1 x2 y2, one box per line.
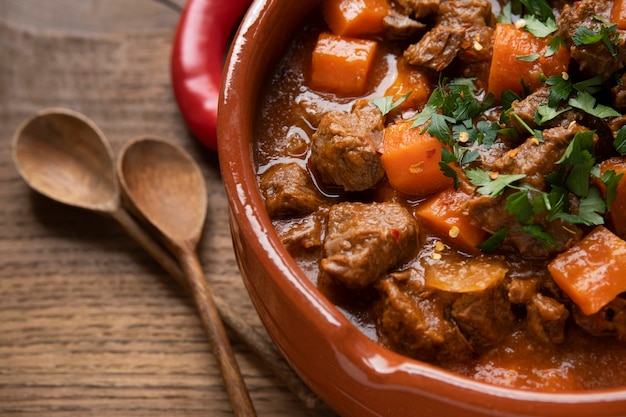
259 162 325 219
508 278 569 344
383 8 427 39
531 294 570 344
321 202 419 289
467 193 583 257
311 100 385 192
275 209 327 253
509 87 551 136
471 121 589 256
490 122 592 190
612 73 626 112
404 25 465 71
558 0 626 80
451 285 515 352
377 273 474 363
404 0 494 72
395 0 440 20
573 297 626 341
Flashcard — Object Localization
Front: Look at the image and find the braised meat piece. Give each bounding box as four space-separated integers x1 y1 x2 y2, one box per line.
321 202 419 289
468 192 582 257
274 209 327 253
259 162 325 219
612 73 626 112
377 274 474 363
310 100 385 192
404 0 494 72
508 278 570 344
558 0 626 81
509 86 551 134
451 285 515 351
395 0 440 19
404 25 465 72
573 297 626 341
490 122 593 190
383 8 427 39
468 122 591 258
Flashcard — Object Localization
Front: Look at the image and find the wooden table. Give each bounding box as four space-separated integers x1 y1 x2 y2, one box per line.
0 1 337 416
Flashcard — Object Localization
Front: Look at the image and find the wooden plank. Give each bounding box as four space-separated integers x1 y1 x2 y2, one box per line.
0 1 337 416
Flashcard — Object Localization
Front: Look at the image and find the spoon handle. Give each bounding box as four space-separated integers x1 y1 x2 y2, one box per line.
178 247 257 417
109 207 322 409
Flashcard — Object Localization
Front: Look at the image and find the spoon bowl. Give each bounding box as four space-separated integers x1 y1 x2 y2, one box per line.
12 108 119 213
117 137 207 249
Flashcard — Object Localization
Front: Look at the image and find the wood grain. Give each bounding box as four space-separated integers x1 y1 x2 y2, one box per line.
0 1 337 416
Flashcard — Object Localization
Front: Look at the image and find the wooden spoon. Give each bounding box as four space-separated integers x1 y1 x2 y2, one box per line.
117 136 256 417
12 108 321 411
12 108 257 416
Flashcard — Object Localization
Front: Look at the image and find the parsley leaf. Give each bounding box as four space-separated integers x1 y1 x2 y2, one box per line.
614 126 626 155
510 112 544 141
523 15 558 38
371 93 411 116
568 91 621 119
477 227 510 253
572 17 619 59
545 36 567 57
517 53 541 62
506 190 535 222
535 104 570 125
466 169 527 197
573 75 604 95
545 74 572 107
521 0 554 20
556 130 596 199
522 224 557 248
552 188 606 226
603 169 624 209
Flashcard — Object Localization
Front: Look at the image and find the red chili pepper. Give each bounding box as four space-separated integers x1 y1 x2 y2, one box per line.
171 0 253 151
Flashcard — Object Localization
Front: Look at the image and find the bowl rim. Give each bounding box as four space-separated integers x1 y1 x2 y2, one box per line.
216 0 626 415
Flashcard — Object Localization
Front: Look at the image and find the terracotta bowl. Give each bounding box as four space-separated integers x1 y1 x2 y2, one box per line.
217 1 626 416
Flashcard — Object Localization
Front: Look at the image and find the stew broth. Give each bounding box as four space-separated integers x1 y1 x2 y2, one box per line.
254 0 626 391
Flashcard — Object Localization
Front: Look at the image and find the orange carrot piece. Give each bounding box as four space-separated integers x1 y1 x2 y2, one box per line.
415 187 488 254
323 0 391 37
384 57 433 113
381 121 453 196
487 23 570 99
612 0 626 30
598 157 626 238
548 226 626 315
310 32 378 96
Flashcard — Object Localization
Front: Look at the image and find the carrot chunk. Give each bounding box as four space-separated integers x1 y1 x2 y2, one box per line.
548 226 626 315
599 157 626 238
323 0 390 37
612 0 626 30
487 23 570 99
381 121 453 196
414 187 488 254
310 32 378 96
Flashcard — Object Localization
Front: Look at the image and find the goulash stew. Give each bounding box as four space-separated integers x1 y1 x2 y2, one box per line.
254 0 626 391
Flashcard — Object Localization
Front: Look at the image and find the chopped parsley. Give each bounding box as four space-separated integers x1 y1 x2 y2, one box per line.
466 169 527 197
614 126 626 155
409 77 498 186
569 91 621 119
572 16 619 59
371 92 411 116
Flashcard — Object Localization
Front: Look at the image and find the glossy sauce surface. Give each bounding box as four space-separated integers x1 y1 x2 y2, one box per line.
253 4 626 392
